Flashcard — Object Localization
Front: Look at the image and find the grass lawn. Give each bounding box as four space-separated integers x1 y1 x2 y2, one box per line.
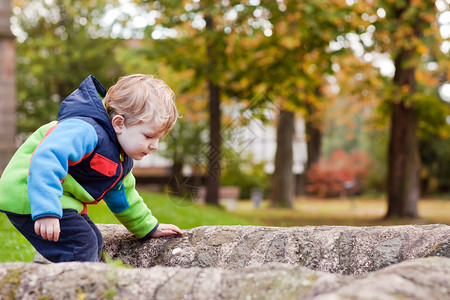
0 191 448 262
233 196 450 227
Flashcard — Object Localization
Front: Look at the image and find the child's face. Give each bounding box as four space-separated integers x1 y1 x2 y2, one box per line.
113 117 163 160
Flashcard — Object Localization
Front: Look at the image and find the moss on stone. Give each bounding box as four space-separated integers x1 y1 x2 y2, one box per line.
0 267 25 300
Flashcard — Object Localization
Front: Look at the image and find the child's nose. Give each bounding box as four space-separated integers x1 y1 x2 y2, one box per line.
148 139 159 151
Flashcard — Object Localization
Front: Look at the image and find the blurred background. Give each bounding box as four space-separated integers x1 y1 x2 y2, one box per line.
0 0 449 261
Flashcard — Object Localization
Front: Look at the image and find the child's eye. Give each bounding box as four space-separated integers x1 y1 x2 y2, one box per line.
145 133 164 140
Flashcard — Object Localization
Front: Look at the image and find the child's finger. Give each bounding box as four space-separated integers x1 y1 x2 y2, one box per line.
165 229 182 235
172 228 183 235
40 225 47 240
53 223 60 242
169 225 183 235
46 226 54 241
34 221 41 236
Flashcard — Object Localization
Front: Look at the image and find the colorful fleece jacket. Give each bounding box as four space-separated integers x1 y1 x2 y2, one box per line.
0 76 158 239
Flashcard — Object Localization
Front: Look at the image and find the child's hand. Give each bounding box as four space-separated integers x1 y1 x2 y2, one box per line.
34 217 61 242
150 223 183 238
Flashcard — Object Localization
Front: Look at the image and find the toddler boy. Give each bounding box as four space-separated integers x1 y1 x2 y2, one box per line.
0 74 182 262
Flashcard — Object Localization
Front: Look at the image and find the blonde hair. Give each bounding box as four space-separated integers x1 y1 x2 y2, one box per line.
103 74 178 136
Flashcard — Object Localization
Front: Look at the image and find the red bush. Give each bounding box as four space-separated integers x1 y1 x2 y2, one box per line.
306 149 372 197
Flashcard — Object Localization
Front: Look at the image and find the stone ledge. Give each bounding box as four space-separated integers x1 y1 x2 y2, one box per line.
99 224 450 275
0 257 449 300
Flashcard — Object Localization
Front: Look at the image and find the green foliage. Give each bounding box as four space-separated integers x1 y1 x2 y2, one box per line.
415 93 450 139
161 120 209 169
368 0 439 54
103 286 118 300
418 94 450 195
361 129 388 194
103 253 132 269
221 152 270 199
14 0 126 133
415 92 450 193
420 136 450 194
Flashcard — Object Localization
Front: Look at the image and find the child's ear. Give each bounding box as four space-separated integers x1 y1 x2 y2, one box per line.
111 115 125 134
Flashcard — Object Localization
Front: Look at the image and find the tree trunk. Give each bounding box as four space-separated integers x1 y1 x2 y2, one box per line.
386 50 420 218
205 15 220 205
205 80 221 205
270 109 295 208
298 99 322 196
296 86 322 196
305 121 322 171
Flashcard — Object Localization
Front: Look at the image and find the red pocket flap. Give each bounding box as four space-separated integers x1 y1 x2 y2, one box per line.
90 153 118 177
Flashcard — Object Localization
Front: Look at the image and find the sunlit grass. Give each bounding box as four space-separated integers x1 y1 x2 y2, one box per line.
233 196 450 227
0 213 35 262
88 191 256 228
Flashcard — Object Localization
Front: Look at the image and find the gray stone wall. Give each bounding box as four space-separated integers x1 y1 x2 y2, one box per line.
2 224 450 300
0 0 17 173
99 224 450 275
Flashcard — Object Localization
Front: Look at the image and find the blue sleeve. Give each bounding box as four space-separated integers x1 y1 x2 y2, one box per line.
28 119 98 220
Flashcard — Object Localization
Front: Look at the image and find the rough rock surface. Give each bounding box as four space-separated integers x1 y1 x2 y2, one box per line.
0 257 449 300
99 224 450 275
